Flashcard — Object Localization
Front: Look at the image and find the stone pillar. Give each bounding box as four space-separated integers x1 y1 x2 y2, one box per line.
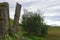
13 3 21 33
0 2 9 40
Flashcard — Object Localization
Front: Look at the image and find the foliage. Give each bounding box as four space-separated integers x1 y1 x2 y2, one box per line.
22 10 48 37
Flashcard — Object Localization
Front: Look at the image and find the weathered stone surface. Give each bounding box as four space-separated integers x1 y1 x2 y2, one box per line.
0 2 9 40
12 3 21 40
13 3 21 33
0 2 22 40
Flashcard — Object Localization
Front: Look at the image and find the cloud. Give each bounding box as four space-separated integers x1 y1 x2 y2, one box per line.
1 0 60 26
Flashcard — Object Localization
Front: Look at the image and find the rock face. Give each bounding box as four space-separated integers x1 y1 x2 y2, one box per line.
0 2 9 40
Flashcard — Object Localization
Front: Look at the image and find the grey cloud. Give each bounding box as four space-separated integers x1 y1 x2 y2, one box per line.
44 16 60 21
21 0 42 7
1 0 60 26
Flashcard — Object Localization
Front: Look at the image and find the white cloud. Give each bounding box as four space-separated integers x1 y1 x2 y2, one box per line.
47 5 60 11
22 0 37 3
44 18 60 26
1 0 60 26
43 12 60 17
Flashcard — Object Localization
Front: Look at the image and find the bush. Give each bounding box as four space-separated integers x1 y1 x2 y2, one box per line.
22 10 48 37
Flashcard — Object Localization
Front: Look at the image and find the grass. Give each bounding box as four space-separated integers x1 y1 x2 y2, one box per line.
30 27 60 40
6 19 60 40
33 27 60 40
47 27 60 40
20 27 60 40
5 26 60 40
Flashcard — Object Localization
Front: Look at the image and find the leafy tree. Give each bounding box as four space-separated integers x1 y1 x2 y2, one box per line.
22 9 48 37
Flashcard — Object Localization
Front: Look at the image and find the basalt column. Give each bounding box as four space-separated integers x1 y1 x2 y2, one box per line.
0 2 9 40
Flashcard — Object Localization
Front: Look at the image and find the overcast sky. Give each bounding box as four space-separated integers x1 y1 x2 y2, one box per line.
0 0 60 26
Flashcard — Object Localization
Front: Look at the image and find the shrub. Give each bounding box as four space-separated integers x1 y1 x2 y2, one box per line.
22 10 48 37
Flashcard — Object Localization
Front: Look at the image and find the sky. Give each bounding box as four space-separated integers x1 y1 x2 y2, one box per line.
0 0 60 26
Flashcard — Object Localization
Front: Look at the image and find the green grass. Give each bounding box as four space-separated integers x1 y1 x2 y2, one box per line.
9 26 60 40
21 27 60 40
37 27 60 40
8 19 60 40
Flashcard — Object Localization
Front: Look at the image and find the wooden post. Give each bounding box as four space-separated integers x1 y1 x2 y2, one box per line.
13 3 21 33
0 2 9 40
13 3 21 40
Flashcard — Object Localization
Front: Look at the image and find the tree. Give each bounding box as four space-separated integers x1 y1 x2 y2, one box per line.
22 9 48 37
